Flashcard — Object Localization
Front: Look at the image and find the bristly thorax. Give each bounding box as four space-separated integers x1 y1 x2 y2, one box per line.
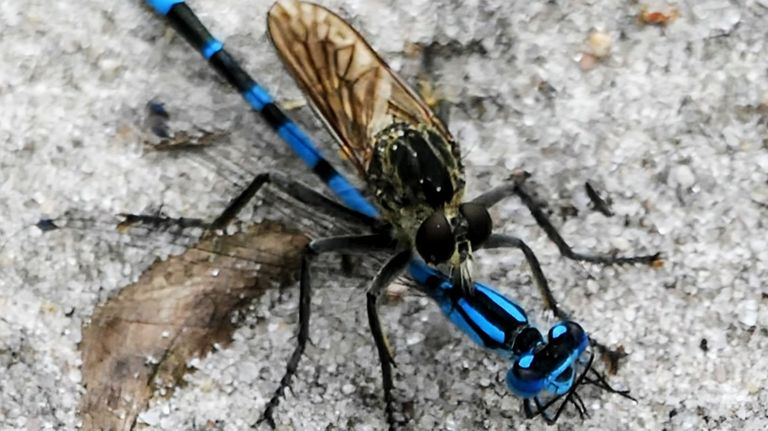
367 122 465 241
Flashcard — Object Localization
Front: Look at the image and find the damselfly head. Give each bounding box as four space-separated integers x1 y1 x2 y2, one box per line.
506 321 589 399
507 322 635 424
415 202 492 290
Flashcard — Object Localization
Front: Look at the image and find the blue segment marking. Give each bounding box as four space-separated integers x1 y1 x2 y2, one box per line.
201 39 224 59
244 84 273 110
147 0 183 15
327 175 379 218
275 120 378 218
519 354 534 369
458 298 505 345
443 303 486 348
551 324 566 339
544 351 580 396
475 283 527 324
277 122 322 166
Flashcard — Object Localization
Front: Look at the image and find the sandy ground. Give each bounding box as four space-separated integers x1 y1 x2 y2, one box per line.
2 0 768 430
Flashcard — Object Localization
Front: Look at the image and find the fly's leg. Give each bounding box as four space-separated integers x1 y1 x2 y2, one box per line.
365 250 412 430
211 172 384 281
475 173 654 368
482 233 567 321
472 171 660 266
111 172 379 236
482 233 616 359
210 172 378 232
257 233 396 428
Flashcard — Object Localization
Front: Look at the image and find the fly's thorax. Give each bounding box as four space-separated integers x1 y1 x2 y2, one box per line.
366 121 465 238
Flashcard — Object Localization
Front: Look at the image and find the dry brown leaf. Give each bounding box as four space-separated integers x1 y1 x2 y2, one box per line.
79 221 308 431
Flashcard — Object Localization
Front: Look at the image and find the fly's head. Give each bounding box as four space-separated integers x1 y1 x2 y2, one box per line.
369 121 480 286
414 202 492 292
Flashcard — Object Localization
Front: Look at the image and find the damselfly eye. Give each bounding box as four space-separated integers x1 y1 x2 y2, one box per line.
555 366 574 383
459 203 492 249
548 321 585 344
506 354 546 398
415 211 455 263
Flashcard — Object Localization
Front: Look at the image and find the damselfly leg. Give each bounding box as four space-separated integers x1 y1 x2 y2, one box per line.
521 351 635 424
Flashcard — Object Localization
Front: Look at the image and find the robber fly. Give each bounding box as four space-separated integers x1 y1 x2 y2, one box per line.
268 0 492 293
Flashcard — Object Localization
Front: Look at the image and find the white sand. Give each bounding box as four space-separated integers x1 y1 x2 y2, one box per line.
1 1 767 430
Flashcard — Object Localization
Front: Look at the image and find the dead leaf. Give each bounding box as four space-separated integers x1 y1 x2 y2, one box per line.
79 221 308 430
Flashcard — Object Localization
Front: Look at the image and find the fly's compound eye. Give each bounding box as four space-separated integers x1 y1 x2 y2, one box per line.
416 211 455 263
459 202 492 249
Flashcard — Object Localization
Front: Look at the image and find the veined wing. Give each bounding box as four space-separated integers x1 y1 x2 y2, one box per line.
267 0 456 177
